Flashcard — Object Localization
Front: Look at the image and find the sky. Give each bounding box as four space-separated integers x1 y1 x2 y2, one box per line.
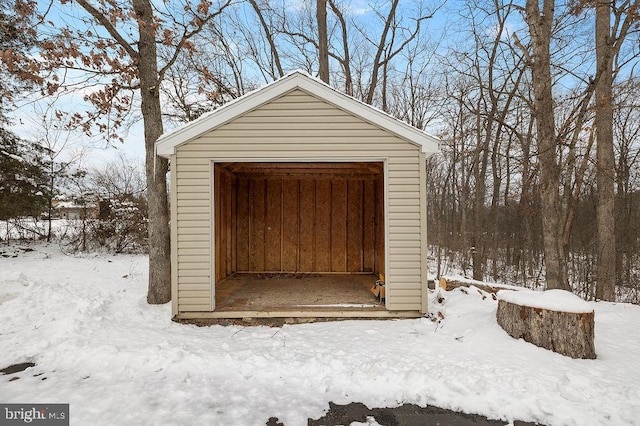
10 95 147 169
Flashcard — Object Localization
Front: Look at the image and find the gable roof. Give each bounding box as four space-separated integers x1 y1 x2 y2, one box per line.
155 70 440 158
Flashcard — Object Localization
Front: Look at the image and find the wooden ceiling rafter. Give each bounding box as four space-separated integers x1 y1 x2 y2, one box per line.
218 162 384 178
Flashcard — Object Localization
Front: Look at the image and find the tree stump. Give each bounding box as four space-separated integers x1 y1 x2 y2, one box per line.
496 289 596 359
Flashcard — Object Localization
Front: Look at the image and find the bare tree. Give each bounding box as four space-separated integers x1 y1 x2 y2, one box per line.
91 152 146 201
327 0 353 94
593 0 639 301
594 0 617 300
317 0 329 83
27 0 231 303
248 0 284 79
361 0 436 106
613 78 640 301
438 0 530 281
33 106 85 242
519 0 571 290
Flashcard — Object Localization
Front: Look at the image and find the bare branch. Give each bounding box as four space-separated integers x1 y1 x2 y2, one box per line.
75 0 138 60
158 0 232 82
248 0 284 78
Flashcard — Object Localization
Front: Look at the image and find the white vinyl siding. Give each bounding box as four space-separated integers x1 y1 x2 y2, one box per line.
174 157 211 312
174 88 425 312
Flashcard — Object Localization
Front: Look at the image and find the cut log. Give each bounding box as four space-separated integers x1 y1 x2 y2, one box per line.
496 290 595 359
439 277 517 294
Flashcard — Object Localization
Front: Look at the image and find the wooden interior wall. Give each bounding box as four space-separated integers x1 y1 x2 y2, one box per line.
214 166 236 283
374 173 385 275
215 164 385 279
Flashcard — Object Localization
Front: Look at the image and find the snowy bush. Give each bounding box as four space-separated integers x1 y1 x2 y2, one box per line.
91 196 148 253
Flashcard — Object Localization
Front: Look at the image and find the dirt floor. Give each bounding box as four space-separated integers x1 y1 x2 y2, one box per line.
215 273 384 312
268 402 540 426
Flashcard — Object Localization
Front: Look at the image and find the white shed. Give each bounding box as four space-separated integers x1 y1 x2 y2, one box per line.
155 71 440 320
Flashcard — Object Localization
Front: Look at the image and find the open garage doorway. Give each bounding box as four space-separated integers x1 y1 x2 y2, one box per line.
213 161 386 315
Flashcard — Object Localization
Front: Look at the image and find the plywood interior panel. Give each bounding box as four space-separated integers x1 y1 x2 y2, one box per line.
330 180 347 272
214 166 236 283
298 179 315 272
213 162 384 279
235 178 249 271
315 180 331 271
281 179 299 271
265 179 282 271
347 180 364 272
248 178 265 271
363 179 375 273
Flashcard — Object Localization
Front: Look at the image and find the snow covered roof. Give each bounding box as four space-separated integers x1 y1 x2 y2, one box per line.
54 201 98 210
155 70 441 158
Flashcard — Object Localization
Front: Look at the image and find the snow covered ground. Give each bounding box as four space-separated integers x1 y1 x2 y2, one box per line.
0 219 77 242
1 243 639 426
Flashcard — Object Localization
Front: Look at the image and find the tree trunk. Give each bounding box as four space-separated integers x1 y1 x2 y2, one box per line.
47 172 53 243
134 0 171 304
328 0 352 95
595 1 616 301
497 296 595 359
524 0 569 291
317 0 329 83
471 140 487 281
518 119 536 283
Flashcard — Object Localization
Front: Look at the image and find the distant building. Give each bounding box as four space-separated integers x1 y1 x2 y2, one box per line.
52 200 100 220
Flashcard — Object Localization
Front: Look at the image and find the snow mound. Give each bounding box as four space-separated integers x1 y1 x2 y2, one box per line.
497 289 593 313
